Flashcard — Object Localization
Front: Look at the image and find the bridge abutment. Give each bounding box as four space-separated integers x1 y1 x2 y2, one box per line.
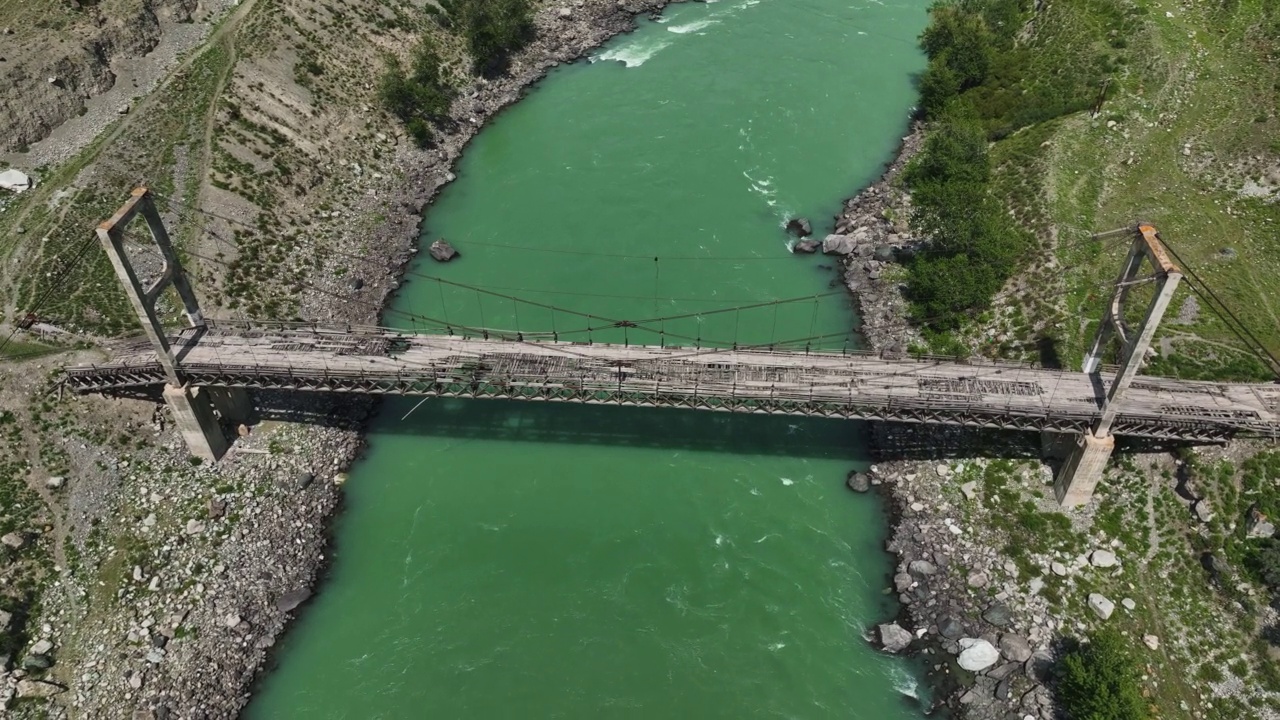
164 384 230 463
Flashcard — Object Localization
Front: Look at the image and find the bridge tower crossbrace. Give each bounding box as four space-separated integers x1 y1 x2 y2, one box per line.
97 187 249 461
1054 224 1182 506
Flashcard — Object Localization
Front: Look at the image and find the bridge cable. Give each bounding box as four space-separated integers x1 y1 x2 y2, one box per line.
1154 235 1280 377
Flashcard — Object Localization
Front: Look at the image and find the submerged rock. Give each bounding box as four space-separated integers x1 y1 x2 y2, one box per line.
846 471 870 493
429 239 459 262
785 217 812 237
792 239 820 254
877 622 913 654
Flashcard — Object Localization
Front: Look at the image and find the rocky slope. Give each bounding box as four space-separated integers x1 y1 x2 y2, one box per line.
0 1 683 718
0 0 206 155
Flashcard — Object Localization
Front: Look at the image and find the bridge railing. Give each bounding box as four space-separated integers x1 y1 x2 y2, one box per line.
191 317 1127 373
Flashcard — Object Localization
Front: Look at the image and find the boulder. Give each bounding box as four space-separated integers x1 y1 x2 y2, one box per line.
1201 552 1229 581
29 639 52 655
1025 649 1054 681
45 476 64 489
429 239 459 262
22 653 52 670
845 471 870 493
999 633 1033 663
821 234 856 255
908 560 937 577
1 532 24 549
350 277 365 291
938 615 964 639
1089 550 1117 568
296 472 315 490
1051 561 1068 576
1247 506 1276 539
1193 498 1214 523
987 661 1021 681
1121 598 1136 611
276 588 312 613
967 571 988 589
16 680 64 698
873 244 895 262
893 572 913 593
0 609 11 631
982 602 1012 627
207 498 227 520
792 239 820 254
957 638 999 672
960 481 977 501
1087 593 1115 620
1142 634 1160 651
785 217 813 237
877 623 913 654
0 168 33 193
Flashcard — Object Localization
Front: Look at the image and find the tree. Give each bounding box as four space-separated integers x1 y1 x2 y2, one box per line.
1055 628 1150 720
377 42 453 147
442 0 535 76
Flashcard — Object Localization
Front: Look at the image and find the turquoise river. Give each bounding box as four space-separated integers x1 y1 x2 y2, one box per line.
247 0 930 717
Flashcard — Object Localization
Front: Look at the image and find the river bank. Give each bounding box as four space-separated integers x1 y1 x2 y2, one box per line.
828 127 1061 719
1 2 690 717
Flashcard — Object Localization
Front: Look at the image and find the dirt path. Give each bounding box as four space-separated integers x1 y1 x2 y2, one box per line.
0 0 260 332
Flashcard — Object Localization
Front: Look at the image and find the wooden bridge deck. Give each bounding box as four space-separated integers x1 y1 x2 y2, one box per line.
64 323 1280 442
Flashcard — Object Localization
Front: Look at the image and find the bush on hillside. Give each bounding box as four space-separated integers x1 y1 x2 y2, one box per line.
440 0 535 76
902 114 1030 329
1055 628 1150 720
916 0 1117 136
378 42 453 147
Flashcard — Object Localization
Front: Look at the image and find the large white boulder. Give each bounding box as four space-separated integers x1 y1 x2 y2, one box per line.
957 638 999 672
0 168 33 193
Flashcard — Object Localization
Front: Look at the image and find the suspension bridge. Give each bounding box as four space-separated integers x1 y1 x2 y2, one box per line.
50 189 1280 506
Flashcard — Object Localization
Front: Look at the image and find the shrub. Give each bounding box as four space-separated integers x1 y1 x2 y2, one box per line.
902 113 1030 328
1055 628 1150 720
377 42 453 147
440 0 535 76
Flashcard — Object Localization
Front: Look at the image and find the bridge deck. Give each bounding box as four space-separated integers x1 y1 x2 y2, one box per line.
64 324 1280 442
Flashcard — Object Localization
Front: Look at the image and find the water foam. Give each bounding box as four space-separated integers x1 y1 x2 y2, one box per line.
889 665 920 699
668 18 720 34
596 38 673 67
780 477 794 486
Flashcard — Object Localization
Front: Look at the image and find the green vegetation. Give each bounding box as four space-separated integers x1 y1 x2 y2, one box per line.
1055 628 1150 720
378 0 533 145
439 0 535 76
902 113 1028 329
378 41 454 147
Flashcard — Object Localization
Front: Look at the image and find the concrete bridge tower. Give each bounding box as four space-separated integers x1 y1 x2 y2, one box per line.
96 187 249 461
1054 225 1182 506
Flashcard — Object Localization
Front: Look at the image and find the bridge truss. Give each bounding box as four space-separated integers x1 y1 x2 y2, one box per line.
65 322 1280 444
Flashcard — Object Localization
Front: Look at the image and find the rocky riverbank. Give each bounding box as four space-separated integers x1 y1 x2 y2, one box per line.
0 2 684 718
828 127 1063 718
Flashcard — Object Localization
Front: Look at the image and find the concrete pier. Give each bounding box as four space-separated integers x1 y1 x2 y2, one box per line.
1054 431 1115 507
163 384 229 462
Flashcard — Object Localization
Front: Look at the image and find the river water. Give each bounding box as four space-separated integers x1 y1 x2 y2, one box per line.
247 0 928 717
